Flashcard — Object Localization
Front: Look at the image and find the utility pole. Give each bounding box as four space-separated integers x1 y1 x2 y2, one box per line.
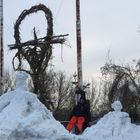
0 0 3 94
76 0 83 89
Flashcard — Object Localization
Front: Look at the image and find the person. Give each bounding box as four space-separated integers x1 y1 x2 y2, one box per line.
75 87 86 103
66 97 91 134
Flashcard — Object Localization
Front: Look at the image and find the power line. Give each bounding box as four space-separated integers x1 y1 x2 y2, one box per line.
54 0 64 23
4 21 14 38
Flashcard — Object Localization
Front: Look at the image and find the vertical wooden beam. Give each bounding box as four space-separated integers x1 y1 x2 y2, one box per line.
0 0 3 94
76 0 83 89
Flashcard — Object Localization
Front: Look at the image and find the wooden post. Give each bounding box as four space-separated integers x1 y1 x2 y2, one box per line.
76 0 83 89
0 0 3 94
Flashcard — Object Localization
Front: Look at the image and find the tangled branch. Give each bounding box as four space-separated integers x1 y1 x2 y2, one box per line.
9 4 68 75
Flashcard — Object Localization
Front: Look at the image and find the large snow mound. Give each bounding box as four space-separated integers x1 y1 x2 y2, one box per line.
82 101 140 140
0 72 77 140
0 72 140 140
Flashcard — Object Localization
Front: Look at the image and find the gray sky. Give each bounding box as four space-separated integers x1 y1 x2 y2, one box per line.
4 0 140 80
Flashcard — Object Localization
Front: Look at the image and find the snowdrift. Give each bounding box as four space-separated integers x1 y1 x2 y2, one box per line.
0 72 140 140
0 72 76 140
82 101 140 140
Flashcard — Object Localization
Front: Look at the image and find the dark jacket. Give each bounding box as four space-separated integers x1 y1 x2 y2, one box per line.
71 100 91 122
75 89 86 100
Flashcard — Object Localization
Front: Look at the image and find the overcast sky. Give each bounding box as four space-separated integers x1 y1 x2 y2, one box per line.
4 0 140 80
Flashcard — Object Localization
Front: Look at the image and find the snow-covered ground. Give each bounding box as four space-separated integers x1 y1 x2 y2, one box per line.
0 72 140 140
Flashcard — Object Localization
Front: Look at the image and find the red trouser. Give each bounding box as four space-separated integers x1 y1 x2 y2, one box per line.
66 116 85 132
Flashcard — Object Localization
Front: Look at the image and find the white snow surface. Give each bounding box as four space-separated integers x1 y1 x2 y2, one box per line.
0 72 140 140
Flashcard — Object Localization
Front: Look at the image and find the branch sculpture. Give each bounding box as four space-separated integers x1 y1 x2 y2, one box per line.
9 4 68 106
10 4 68 74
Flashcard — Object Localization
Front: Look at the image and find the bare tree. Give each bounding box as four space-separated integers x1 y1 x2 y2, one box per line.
55 72 74 111
1 70 15 94
101 60 140 121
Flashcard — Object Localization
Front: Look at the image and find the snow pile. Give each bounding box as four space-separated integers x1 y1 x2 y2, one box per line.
82 101 140 140
0 72 76 140
0 72 140 140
